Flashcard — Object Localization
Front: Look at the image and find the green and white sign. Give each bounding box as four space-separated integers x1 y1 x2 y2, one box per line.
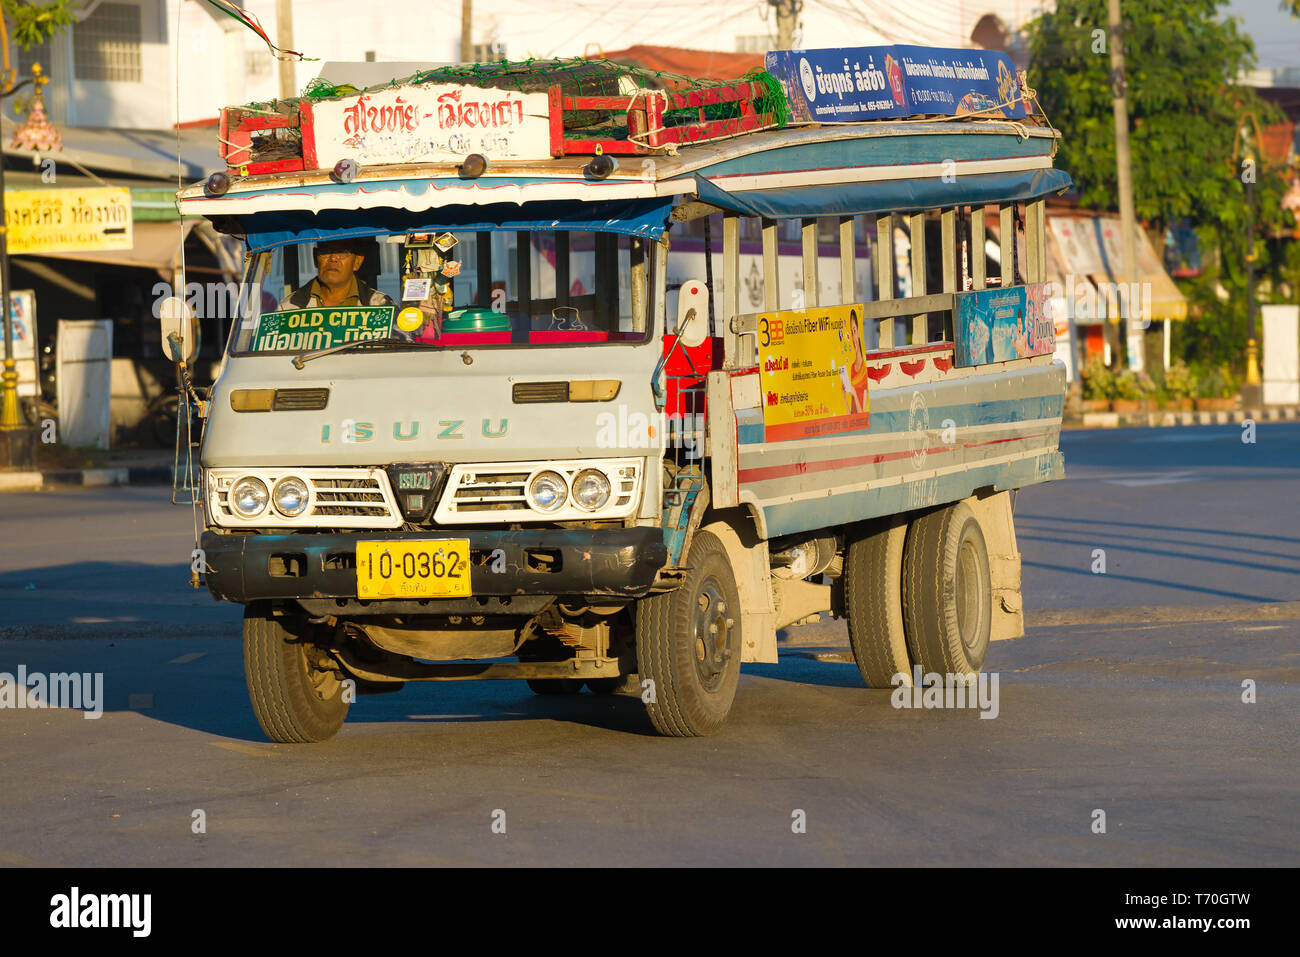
252 306 394 352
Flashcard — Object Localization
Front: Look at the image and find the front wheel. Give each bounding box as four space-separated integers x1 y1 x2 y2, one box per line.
635 530 742 736
243 604 349 743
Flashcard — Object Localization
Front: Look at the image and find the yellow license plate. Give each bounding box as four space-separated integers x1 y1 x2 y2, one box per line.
356 540 471 599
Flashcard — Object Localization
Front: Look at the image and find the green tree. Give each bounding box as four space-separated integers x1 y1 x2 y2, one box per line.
2 1 80 79
1024 0 1295 370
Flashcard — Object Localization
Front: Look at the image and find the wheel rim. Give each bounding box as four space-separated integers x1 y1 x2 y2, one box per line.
692 577 733 691
955 538 983 653
301 644 342 702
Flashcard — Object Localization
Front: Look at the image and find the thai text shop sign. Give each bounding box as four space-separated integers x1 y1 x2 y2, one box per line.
765 45 1024 123
5 187 133 254
757 304 871 442
954 283 1055 367
312 83 552 167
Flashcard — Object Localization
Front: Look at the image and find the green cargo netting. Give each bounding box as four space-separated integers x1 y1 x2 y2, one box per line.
299 57 790 138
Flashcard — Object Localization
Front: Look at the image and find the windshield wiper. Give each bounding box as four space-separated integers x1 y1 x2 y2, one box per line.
290 336 434 369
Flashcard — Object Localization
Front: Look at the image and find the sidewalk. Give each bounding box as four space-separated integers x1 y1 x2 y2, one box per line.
0 449 176 493
1065 403 1300 430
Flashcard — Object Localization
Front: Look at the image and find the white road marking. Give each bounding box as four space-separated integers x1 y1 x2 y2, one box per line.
167 652 206 665
1102 471 1201 487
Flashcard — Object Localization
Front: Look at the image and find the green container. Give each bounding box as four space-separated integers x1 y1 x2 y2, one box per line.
442 307 511 333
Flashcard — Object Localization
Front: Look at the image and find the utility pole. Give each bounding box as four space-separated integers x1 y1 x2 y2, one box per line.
276 0 295 100
461 0 473 63
770 0 801 50
1108 0 1138 370
1243 140 1262 408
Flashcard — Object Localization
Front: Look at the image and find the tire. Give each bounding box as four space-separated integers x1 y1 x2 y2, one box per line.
901 501 992 681
243 603 349 743
843 516 913 688
635 530 742 736
526 678 584 695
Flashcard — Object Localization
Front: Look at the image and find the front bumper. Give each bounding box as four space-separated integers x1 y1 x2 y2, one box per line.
200 526 668 604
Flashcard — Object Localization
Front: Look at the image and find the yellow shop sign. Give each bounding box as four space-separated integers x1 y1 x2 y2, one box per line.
5 187 133 254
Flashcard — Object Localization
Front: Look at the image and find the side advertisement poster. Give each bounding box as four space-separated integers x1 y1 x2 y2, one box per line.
765 45 1024 124
954 282 1055 367
756 304 871 442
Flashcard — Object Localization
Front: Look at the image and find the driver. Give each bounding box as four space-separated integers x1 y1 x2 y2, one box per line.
279 238 395 310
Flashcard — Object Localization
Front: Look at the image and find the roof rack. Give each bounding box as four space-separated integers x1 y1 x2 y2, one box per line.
218 57 789 176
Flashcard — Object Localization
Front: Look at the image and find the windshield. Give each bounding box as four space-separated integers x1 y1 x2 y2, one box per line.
228 229 656 355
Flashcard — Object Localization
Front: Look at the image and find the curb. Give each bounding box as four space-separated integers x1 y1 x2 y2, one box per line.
1 465 173 492
1070 405 1300 430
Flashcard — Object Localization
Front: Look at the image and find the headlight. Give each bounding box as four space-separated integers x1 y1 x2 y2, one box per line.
230 476 269 517
272 476 310 517
571 469 611 511
528 470 568 512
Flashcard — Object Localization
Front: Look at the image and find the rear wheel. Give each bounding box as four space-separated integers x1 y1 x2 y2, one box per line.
901 502 992 680
243 603 349 743
635 530 742 736
843 516 913 688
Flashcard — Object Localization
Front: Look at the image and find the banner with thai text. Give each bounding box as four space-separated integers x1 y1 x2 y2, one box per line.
5 187 132 254
765 45 1024 124
252 306 394 352
311 83 552 167
756 304 872 442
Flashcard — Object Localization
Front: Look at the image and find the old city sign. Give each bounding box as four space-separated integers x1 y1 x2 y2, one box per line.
311 82 552 167
5 186 133 254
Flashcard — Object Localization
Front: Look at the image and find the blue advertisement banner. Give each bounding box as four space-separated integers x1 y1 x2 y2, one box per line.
765 46 1025 124
954 283 1055 367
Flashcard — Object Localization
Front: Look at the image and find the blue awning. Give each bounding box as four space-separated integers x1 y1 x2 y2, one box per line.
240 196 676 252
690 168 1073 218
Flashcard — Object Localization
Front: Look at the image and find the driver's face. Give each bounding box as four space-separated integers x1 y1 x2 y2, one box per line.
315 247 364 286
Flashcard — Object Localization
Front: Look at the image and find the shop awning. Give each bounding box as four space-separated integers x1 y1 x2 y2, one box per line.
1048 213 1187 322
30 220 197 278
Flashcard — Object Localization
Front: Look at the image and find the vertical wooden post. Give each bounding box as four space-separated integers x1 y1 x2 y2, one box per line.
723 213 741 366
630 236 646 334
839 216 855 307
801 217 818 309
762 218 779 313
971 207 986 291
875 214 894 348
909 211 927 343
941 207 957 342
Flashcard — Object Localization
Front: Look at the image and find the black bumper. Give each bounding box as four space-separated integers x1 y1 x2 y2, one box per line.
200 526 668 605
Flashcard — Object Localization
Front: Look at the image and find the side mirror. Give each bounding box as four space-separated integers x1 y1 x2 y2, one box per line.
675 280 709 348
159 296 199 363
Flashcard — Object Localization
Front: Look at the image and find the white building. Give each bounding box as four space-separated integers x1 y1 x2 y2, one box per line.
16 0 1052 130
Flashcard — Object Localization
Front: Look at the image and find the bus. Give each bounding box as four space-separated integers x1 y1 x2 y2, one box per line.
168 49 1068 741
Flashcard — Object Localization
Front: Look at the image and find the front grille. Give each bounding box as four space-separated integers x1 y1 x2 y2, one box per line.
452 471 530 512
512 381 569 403
310 477 389 517
273 388 329 411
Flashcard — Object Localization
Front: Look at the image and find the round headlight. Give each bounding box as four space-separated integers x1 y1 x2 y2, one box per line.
571 469 611 511
272 476 310 517
230 476 269 517
528 470 568 512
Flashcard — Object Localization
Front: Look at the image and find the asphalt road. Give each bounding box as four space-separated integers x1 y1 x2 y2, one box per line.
0 423 1296 866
